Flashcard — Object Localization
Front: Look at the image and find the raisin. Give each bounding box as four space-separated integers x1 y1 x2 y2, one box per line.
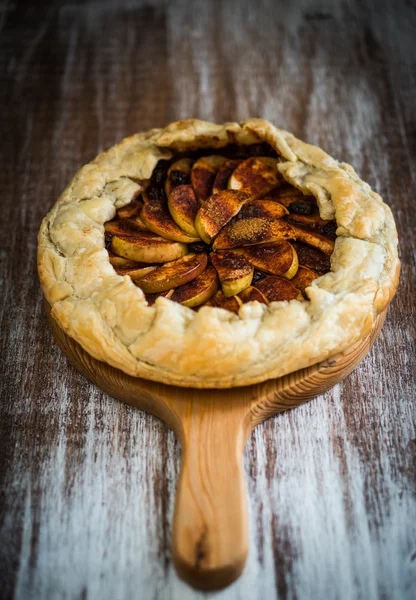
170 170 190 186
212 143 239 158
189 241 208 253
145 292 160 305
252 270 267 284
146 185 166 202
292 242 331 275
289 201 314 215
104 233 112 250
247 143 277 157
322 221 337 239
151 160 170 187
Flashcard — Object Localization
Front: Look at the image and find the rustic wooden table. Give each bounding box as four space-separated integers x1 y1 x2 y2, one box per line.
1 1 415 598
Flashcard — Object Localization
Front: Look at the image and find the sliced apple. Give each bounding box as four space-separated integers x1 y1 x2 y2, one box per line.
167 184 199 237
116 197 143 220
213 159 242 193
292 242 331 275
266 184 304 198
134 252 208 293
115 265 157 280
228 157 282 199
239 286 269 305
165 158 193 197
255 276 303 303
290 265 319 292
239 199 288 220
289 225 335 255
141 190 200 243
112 232 188 263
191 155 227 204
195 190 250 243
105 219 144 237
266 185 315 210
205 290 243 314
108 252 140 269
243 242 298 279
125 214 149 231
211 251 254 297
213 217 295 250
287 213 329 229
170 265 219 307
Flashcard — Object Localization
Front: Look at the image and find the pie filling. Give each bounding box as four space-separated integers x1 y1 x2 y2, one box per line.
104 143 337 312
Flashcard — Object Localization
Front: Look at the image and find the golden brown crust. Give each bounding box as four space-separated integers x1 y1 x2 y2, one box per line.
37 119 400 388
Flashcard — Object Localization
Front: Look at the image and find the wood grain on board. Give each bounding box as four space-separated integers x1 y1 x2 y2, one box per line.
0 1 415 599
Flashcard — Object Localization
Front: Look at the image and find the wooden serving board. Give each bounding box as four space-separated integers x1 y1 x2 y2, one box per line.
45 301 386 591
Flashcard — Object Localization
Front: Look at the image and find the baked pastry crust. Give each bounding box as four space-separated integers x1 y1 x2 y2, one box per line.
38 119 400 388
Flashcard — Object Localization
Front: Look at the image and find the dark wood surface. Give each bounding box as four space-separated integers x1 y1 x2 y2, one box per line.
1 1 415 598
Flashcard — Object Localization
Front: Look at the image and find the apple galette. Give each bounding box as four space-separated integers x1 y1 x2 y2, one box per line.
38 119 400 388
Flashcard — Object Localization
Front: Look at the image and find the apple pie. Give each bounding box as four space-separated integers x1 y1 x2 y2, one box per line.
38 119 400 388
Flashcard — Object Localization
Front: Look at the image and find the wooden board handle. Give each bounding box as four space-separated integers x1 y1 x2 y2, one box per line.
171 394 251 590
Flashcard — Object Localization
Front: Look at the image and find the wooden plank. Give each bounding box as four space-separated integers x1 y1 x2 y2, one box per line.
0 0 415 598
